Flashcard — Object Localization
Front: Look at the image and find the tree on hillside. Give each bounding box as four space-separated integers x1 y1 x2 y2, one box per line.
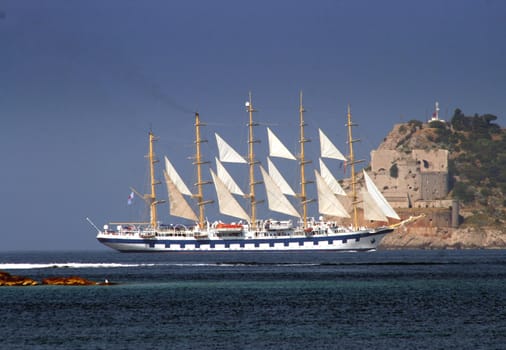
450 109 468 131
447 109 505 224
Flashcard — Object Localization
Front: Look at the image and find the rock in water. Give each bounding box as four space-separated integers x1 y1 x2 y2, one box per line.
41 276 97 285
0 271 38 286
1 271 116 286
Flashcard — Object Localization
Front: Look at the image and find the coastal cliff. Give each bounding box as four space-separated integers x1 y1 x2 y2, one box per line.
380 226 506 249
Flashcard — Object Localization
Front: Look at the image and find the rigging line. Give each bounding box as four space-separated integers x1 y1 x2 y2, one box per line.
257 121 301 127
257 122 280 127
205 122 245 127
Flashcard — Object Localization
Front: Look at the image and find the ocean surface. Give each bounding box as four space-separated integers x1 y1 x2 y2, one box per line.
1 249 505 350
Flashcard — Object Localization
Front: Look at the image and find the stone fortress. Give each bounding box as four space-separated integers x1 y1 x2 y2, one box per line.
370 148 450 209
365 107 458 228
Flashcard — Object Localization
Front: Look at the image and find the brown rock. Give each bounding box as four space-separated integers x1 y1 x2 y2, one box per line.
0 271 38 286
42 276 96 286
1 271 116 286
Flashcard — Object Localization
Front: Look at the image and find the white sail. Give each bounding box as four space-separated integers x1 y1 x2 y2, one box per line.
215 133 246 163
267 128 296 160
314 169 350 218
363 170 400 220
361 188 388 222
319 128 346 160
163 170 198 221
319 158 346 196
215 157 245 196
210 169 250 222
267 157 296 196
260 166 300 218
165 156 192 196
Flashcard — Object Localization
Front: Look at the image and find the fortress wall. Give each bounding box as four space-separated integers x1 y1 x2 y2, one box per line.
412 199 454 208
370 150 401 173
370 148 449 205
398 161 421 202
412 149 448 172
420 172 449 200
396 208 453 228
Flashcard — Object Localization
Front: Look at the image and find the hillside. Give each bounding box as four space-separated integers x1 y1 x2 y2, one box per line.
377 109 506 249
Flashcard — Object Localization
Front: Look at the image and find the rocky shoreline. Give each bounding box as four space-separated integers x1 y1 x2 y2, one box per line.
0 271 114 287
380 226 506 249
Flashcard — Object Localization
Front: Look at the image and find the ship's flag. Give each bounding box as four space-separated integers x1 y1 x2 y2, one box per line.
127 191 134 205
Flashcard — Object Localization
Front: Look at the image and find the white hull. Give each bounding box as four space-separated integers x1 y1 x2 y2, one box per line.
96 228 392 252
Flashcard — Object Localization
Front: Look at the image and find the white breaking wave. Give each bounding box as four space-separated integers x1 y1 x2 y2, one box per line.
0 262 255 270
0 263 157 270
0 262 320 270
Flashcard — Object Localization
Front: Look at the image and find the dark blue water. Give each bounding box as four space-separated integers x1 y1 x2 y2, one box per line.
1 250 505 349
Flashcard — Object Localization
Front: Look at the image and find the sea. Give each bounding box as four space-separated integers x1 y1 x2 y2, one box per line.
1 249 505 350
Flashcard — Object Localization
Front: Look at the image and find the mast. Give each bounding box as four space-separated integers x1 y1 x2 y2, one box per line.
345 105 362 229
298 91 312 228
147 131 162 228
193 112 213 229
246 92 260 229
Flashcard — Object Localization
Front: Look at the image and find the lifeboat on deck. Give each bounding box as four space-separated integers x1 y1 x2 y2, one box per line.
214 223 244 234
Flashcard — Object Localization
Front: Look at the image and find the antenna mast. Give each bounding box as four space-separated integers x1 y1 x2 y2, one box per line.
429 101 441 122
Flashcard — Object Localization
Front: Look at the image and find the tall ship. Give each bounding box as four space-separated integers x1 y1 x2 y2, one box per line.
91 94 408 252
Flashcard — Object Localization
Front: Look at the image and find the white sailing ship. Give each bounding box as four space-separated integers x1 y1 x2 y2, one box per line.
92 94 404 252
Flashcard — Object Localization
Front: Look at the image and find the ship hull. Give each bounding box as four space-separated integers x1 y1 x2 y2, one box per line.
97 228 393 252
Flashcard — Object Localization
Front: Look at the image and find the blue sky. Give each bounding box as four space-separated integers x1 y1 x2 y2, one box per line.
1 0 505 251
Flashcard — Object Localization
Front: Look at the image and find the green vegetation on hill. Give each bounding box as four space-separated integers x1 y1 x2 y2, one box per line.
398 109 505 226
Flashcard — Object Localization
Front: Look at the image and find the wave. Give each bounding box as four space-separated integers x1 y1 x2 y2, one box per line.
0 263 157 270
1 261 463 270
0 262 320 270
0 262 271 270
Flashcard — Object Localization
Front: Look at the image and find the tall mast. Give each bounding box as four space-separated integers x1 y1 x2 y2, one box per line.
147 131 162 228
298 91 312 228
345 105 361 229
246 92 260 229
193 112 213 229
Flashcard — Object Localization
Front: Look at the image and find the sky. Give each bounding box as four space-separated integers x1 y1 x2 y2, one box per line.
1 0 505 251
